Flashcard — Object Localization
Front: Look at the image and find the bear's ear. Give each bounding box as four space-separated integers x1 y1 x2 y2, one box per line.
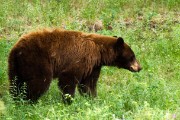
116 37 124 46
113 36 118 38
114 37 124 50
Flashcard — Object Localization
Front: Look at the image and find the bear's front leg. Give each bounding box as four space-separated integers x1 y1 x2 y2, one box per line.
58 74 78 104
78 66 101 97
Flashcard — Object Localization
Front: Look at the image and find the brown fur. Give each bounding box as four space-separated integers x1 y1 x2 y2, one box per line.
8 29 141 103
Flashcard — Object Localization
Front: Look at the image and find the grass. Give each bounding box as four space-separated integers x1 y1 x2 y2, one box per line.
0 0 180 119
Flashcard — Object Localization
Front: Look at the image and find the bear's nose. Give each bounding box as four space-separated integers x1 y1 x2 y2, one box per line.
130 60 142 72
138 66 142 72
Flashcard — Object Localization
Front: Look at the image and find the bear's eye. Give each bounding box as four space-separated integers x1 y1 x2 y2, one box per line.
129 55 135 61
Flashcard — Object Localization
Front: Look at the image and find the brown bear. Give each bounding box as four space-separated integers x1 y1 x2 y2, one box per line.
8 29 141 104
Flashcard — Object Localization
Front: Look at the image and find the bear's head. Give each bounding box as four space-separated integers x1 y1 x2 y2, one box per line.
114 37 142 72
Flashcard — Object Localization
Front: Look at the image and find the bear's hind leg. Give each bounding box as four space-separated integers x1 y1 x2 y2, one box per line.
26 75 52 102
20 61 53 102
9 48 53 102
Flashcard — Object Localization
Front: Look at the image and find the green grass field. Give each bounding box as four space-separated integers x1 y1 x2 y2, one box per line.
0 0 180 119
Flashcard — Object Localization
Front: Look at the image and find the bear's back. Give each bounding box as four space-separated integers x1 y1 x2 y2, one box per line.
13 29 101 78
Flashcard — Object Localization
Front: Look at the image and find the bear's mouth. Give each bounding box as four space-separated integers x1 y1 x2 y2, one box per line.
129 67 141 72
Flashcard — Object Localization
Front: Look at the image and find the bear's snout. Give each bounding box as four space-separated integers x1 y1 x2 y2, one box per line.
129 60 142 72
